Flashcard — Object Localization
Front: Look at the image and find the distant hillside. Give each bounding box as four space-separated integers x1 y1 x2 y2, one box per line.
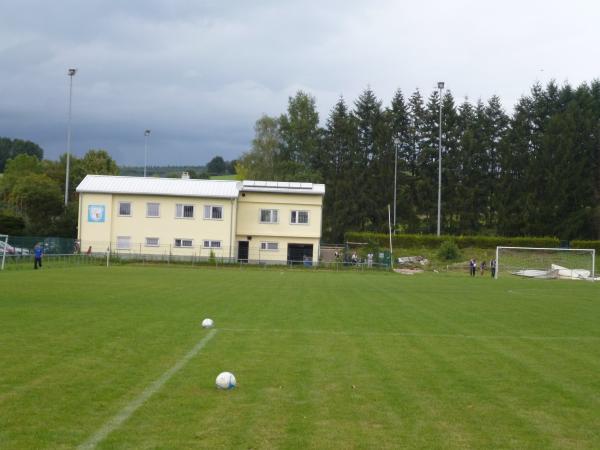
210 174 238 180
119 166 207 177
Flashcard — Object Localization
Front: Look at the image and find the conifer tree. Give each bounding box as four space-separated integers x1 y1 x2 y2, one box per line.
321 97 361 241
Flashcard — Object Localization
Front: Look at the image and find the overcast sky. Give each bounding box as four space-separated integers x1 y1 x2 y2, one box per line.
0 0 597 166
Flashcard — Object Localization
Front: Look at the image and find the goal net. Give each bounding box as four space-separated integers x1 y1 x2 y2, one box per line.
496 246 596 281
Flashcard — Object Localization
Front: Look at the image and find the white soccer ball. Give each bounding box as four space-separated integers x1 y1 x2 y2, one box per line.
215 371 236 389
201 318 214 328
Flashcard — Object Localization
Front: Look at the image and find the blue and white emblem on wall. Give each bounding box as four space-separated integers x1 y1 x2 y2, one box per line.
88 205 106 223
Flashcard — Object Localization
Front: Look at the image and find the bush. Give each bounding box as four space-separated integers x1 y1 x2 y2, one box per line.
208 250 216 265
571 240 600 253
437 240 461 260
345 232 560 249
0 212 26 236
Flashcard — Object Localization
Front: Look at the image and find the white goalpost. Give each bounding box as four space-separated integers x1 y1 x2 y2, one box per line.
0 234 8 271
495 246 596 281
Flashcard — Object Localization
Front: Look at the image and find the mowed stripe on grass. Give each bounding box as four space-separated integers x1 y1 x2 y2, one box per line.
0 266 598 449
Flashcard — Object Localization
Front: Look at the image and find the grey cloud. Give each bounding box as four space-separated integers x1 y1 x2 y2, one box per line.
0 0 598 165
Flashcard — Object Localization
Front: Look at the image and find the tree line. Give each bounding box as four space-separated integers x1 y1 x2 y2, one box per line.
237 82 600 242
0 149 118 236
0 141 236 237
120 156 237 178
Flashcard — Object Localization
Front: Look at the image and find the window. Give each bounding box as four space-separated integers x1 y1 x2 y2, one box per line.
146 203 160 217
176 204 194 218
260 209 278 224
203 205 223 220
119 202 131 216
203 240 222 249
116 236 131 249
174 238 193 248
291 210 309 224
260 242 279 251
145 237 159 247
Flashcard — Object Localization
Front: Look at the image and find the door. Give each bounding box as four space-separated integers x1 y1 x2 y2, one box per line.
287 244 313 265
237 241 249 263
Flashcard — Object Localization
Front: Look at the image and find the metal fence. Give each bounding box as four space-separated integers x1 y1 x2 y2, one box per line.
1 236 393 272
4 236 79 255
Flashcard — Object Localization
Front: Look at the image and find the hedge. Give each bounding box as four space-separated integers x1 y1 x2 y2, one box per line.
344 232 560 250
571 240 600 253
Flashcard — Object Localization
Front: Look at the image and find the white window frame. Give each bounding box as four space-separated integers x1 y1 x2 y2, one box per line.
116 236 131 249
174 238 194 248
260 209 279 224
203 205 223 220
290 210 310 225
260 241 279 251
203 240 222 249
175 204 195 219
118 202 132 217
146 202 160 218
145 237 160 247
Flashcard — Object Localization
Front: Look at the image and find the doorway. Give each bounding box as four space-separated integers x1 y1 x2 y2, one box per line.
237 241 249 263
287 243 313 265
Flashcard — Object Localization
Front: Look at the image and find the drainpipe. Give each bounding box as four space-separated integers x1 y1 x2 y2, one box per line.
229 197 235 261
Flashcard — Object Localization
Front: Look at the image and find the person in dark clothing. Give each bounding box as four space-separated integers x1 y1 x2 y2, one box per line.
469 258 478 277
490 258 497 278
34 242 43 269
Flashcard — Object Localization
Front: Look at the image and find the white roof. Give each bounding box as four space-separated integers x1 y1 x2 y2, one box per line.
76 175 325 198
241 180 325 195
76 175 240 198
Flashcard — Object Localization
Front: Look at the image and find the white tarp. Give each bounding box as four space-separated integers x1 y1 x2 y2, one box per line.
513 264 597 280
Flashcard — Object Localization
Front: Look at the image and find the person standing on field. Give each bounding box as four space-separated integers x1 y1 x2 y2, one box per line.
34 242 43 269
490 258 497 278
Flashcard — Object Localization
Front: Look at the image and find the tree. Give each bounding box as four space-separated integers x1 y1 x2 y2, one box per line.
206 156 227 175
405 90 428 232
77 149 119 176
1 154 43 199
321 97 360 241
352 88 388 231
10 173 63 235
387 89 415 231
237 115 281 180
0 212 26 236
278 91 322 181
0 137 43 172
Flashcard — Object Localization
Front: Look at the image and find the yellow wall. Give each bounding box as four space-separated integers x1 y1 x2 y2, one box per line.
78 189 323 262
78 193 113 251
236 192 322 238
78 193 237 258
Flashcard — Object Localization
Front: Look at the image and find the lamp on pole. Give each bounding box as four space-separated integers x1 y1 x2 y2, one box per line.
64 68 77 206
436 81 444 236
393 136 400 233
144 129 151 177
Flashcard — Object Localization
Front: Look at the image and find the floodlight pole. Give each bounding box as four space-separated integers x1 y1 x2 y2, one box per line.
436 81 444 236
393 137 399 233
65 68 77 206
144 129 151 177
388 204 393 270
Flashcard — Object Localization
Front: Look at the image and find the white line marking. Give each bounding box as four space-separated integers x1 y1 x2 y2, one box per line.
78 329 217 450
219 327 600 341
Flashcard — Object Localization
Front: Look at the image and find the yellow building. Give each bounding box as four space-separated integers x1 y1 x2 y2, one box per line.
76 175 325 264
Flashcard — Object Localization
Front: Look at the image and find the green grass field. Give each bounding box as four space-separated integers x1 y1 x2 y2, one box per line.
1 266 599 449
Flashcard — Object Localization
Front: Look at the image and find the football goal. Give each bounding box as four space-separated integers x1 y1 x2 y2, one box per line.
495 246 596 281
0 234 8 270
